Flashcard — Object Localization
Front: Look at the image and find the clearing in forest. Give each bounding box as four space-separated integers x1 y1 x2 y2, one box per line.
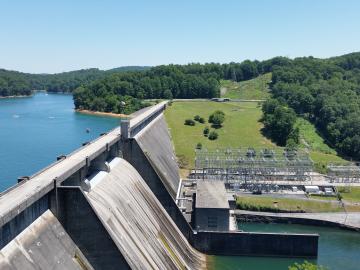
220 73 271 100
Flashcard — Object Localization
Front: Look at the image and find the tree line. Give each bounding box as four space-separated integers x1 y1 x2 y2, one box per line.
261 98 299 148
71 61 284 113
0 66 149 97
72 52 360 160
1 59 281 98
3 52 360 160
268 53 360 160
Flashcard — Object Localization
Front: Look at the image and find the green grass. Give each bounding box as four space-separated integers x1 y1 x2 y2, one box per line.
309 152 346 164
236 195 345 213
165 101 348 174
338 187 360 203
309 152 348 173
219 72 348 171
295 118 347 172
296 118 337 154
309 194 337 201
221 73 271 100
164 101 275 170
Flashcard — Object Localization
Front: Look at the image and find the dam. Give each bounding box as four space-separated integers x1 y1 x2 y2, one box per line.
0 101 318 269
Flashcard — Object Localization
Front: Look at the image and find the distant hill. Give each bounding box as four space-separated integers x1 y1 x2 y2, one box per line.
106 66 151 73
0 66 151 96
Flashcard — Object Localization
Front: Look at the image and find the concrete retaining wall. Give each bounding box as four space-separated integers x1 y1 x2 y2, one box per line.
134 114 180 197
0 210 94 270
237 213 360 231
121 137 193 240
191 230 319 257
121 101 167 139
0 194 49 249
57 187 130 270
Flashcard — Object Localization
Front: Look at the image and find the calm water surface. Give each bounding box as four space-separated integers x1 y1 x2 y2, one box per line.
0 93 119 191
212 222 360 270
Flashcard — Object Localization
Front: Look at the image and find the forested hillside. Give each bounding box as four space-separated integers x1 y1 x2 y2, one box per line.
0 66 149 97
268 53 360 159
73 53 360 161
0 58 280 98
3 52 360 160
72 60 278 113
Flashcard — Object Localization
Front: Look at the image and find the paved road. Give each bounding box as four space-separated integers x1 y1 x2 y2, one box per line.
159 98 266 102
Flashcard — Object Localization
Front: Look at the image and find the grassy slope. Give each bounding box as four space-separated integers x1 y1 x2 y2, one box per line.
338 187 360 203
221 73 271 100
165 102 346 173
237 195 360 213
296 118 347 168
165 74 347 173
164 101 275 170
236 195 348 213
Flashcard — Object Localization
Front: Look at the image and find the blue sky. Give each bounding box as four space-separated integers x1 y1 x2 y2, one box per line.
0 0 359 73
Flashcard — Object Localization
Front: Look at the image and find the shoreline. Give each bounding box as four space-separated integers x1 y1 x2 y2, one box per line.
0 95 32 99
75 109 129 118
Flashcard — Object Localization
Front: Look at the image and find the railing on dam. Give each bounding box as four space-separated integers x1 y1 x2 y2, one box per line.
121 101 167 139
0 129 121 228
0 101 169 227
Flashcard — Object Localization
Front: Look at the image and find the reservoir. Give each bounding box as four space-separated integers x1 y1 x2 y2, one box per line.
0 93 358 270
0 93 119 191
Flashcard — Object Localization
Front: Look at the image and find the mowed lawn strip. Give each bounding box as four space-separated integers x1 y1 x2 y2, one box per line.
164 101 275 170
236 195 347 213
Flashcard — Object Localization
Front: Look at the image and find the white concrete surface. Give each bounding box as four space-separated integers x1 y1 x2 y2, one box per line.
0 210 93 270
85 158 205 270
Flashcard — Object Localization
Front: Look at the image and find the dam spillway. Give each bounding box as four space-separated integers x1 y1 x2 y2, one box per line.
85 157 205 270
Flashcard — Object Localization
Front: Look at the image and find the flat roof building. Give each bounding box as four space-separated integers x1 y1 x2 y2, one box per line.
195 181 230 231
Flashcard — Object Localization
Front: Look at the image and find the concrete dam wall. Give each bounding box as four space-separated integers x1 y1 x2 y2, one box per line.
0 101 319 269
0 210 93 270
135 114 180 198
84 157 205 270
122 113 194 240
